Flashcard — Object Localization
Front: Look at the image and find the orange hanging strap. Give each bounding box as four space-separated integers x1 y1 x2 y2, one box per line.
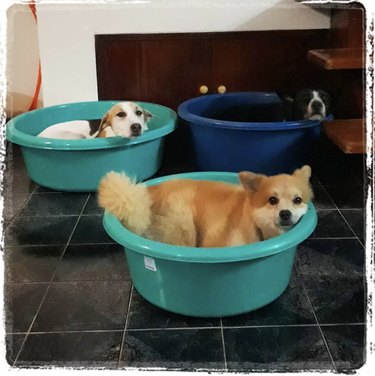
28 2 42 111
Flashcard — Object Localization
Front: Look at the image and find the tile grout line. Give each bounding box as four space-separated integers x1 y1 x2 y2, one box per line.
8 329 125 335
335 205 365 248
219 318 228 371
4 185 39 232
6 321 366 336
318 181 365 248
12 193 92 366
337 211 365 249
326 191 370 343
117 284 134 368
338 208 366 211
298 271 338 374
296 238 364 325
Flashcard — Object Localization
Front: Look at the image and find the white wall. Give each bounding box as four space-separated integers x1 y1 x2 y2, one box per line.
36 0 331 106
6 4 43 117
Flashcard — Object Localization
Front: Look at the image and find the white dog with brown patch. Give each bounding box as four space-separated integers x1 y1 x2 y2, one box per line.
38 102 153 140
98 166 313 247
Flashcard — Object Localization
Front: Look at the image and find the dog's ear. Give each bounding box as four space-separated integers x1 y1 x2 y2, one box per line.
239 171 265 193
97 112 110 134
143 110 154 121
293 165 312 182
282 95 294 104
143 109 156 130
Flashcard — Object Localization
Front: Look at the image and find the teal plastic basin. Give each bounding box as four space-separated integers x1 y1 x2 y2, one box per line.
103 171 317 317
6 101 177 191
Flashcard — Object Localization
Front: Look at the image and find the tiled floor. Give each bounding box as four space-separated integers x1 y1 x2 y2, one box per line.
3 136 366 372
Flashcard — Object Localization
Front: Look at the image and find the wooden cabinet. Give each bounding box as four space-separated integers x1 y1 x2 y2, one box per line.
95 30 330 109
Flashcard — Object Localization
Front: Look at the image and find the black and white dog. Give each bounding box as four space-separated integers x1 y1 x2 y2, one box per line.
282 89 331 121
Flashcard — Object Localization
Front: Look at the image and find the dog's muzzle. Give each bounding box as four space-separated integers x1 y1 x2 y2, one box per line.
310 100 326 119
278 210 293 227
130 123 142 137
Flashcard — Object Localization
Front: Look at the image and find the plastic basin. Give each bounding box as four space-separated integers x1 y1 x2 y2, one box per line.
6 101 177 191
178 92 329 175
103 171 317 317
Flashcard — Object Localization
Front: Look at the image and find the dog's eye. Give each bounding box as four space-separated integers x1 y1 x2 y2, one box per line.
135 110 143 116
268 196 279 205
116 112 126 118
293 197 302 205
303 95 310 101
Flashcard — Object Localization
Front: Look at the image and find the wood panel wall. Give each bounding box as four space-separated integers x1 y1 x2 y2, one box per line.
95 30 333 110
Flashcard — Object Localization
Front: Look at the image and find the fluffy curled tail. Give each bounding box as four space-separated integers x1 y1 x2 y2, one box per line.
98 171 152 235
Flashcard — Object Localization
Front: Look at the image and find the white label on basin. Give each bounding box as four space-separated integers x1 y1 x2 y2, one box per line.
144 256 157 271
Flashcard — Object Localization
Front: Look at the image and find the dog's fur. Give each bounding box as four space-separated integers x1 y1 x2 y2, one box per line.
98 166 313 248
38 102 153 140
282 89 331 121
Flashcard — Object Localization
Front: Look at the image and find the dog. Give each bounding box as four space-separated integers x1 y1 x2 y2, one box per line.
37 102 153 140
98 165 313 248
281 89 331 121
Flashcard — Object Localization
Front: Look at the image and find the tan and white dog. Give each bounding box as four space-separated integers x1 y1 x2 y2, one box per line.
38 102 153 140
98 166 313 248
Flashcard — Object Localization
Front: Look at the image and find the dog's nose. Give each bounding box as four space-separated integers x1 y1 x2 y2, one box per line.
130 123 142 134
279 210 292 221
311 100 323 112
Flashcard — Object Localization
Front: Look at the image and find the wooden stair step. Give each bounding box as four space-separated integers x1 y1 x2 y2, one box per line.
308 48 364 69
323 118 365 154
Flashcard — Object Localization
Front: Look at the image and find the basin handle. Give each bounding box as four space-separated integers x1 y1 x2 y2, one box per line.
217 85 227 94
199 85 209 94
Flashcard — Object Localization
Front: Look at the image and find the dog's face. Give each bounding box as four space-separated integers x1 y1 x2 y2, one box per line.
294 89 331 121
99 102 153 138
240 166 313 236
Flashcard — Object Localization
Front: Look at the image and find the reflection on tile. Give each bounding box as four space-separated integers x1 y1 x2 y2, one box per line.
321 325 365 372
4 245 65 283
340 209 365 241
3 194 30 220
19 193 88 217
5 216 78 246
310 210 354 238
5 283 49 333
302 275 365 324
120 329 225 370
6 334 26 366
222 273 316 327
54 243 129 282
31 280 131 332
4 152 28 178
34 186 63 193
4 173 37 195
16 331 122 368
127 290 220 329
70 215 113 244
224 326 334 372
297 238 364 277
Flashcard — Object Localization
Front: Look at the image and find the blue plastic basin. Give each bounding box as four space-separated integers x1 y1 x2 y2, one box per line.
178 92 328 175
103 171 317 317
6 101 177 191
